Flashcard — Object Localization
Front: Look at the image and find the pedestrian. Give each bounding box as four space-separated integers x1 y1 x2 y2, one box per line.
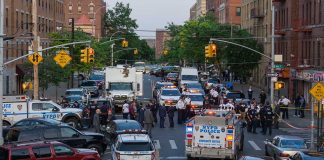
122 101 129 119
107 108 116 124
89 101 98 128
278 96 291 119
143 105 155 137
294 95 301 117
100 102 109 125
247 86 253 100
299 95 306 118
259 90 267 105
138 103 146 127
159 104 167 128
93 109 101 133
176 96 186 124
184 95 192 120
167 106 176 128
259 105 266 134
273 101 280 129
263 102 274 135
129 101 137 120
150 100 158 123
247 104 258 134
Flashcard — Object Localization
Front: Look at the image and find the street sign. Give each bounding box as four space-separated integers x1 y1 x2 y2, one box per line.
309 82 324 101
267 73 278 77
28 52 43 65
53 50 72 68
274 64 285 69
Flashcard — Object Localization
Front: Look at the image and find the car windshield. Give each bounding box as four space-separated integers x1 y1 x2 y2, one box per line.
81 81 96 86
182 75 198 81
167 73 178 78
186 83 202 88
89 74 104 80
116 122 141 131
187 95 204 101
65 91 83 96
280 139 307 149
117 142 153 151
161 90 180 96
110 83 133 90
0 148 8 160
226 93 244 99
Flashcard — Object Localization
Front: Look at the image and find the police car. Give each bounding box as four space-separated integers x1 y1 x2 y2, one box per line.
182 92 205 114
158 86 181 107
111 130 159 160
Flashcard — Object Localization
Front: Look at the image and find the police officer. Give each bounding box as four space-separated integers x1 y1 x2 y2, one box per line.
263 102 274 135
259 104 267 134
159 104 167 128
247 104 258 134
176 96 186 124
167 106 176 128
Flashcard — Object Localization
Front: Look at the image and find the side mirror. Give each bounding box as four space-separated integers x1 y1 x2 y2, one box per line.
52 107 60 112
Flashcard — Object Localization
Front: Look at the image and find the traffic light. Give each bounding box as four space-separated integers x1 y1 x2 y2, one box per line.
211 43 217 57
88 47 95 63
134 49 138 55
163 49 168 55
205 45 211 58
122 39 128 48
80 48 89 63
275 81 285 90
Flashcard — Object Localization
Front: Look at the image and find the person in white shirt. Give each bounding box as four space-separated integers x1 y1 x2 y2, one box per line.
184 95 192 119
176 97 186 124
278 96 291 119
122 101 129 119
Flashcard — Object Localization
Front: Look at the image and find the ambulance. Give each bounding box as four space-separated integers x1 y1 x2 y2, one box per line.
185 109 245 160
2 95 84 128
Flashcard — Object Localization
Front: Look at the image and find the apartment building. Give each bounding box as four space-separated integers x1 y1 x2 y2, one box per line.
206 0 242 25
3 0 65 95
64 0 106 39
190 0 207 20
155 29 171 59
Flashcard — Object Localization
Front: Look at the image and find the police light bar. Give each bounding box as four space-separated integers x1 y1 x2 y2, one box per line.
163 85 177 89
121 129 148 134
189 89 200 93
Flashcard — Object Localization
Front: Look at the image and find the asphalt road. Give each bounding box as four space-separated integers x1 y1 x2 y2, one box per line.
96 74 294 160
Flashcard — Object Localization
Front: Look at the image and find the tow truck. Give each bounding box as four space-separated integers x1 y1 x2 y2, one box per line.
185 109 245 160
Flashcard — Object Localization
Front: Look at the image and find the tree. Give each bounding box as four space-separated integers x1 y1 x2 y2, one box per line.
164 14 263 77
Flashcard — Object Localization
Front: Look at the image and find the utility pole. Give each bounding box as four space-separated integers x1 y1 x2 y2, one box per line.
32 0 39 100
0 0 5 145
70 18 75 88
270 1 275 108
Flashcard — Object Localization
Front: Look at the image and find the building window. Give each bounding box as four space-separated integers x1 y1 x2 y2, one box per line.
68 4 72 13
236 7 241 16
78 4 82 13
16 11 19 29
26 14 29 30
21 13 24 29
90 5 94 14
5 8 8 28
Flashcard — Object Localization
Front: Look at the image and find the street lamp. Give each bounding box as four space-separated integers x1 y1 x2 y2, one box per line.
109 31 124 66
92 6 107 38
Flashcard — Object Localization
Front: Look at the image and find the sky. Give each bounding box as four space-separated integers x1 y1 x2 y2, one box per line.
105 0 196 38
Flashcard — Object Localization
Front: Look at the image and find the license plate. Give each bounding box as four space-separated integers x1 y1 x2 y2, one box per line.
132 155 140 159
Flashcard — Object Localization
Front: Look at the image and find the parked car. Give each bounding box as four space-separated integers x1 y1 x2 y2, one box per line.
80 80 99 97
65 88 87 97
265 135 308 160
290 151 324 160
5 125 108 155
0 141 100 160
166 73 179 85
9 118 69 128
105 119 142 143
225 91 245 103
89 73 105 90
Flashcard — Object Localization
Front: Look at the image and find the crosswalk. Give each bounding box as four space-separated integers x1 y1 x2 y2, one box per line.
280 128 317 144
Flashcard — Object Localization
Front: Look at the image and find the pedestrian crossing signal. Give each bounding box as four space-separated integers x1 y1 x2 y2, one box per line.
275 81 285 90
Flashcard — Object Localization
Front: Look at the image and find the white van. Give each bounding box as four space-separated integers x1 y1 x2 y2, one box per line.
179 67 199 86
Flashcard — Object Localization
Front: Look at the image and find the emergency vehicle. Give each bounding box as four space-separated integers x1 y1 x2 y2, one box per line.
2 95 84 128
185 109 245 160
182 91 204 114
111 130 159 160
158 86 181 107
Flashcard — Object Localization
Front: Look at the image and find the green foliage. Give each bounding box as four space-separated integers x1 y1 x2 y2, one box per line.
163 14 263 76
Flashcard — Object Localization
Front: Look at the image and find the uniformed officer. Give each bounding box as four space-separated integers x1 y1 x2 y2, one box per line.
167 106 176 128
176 96 186 124
247 104 258 134
263 102 274 135
159 105 167 128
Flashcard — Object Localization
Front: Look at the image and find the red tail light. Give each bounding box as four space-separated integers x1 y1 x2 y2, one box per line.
187 134 192 138
227 141 233 149
187 139 192 146
279 152 290 157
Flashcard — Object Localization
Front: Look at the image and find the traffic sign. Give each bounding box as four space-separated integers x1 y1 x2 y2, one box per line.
309 82 324 101
53 50 72 68
267 73 278 77
274 64 285 69
28 52 43 65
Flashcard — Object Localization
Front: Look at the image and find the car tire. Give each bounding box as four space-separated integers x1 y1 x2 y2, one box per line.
65 117 79 129
88 144 103 155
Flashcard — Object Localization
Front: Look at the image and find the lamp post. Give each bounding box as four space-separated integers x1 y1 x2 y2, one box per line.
109 31 123 66
92 6 106 38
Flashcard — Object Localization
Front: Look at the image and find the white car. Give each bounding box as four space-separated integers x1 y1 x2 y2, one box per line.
183 92 204 113
111 132 159 160
158 88 181 106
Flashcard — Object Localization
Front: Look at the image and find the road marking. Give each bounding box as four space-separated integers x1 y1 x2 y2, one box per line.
169 140 177 149
248 140 261 151
154 140 161 149
165 157 187 159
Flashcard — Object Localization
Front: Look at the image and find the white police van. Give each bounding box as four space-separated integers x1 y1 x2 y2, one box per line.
2 95 83 128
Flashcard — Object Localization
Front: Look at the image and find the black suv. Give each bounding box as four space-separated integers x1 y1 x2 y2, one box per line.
4 125 108 155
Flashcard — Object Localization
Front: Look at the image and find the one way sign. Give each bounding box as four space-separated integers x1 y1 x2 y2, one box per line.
28 52 43 65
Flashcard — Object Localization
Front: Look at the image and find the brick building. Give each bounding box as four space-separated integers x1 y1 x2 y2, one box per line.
206 0 242 26
241 0 272 90
155 29 171 59
3 0 65 95
64 0 106 39
274 0 324 101
190 0 207 20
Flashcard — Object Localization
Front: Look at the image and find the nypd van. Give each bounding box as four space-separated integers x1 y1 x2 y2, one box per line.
2 95 84 128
